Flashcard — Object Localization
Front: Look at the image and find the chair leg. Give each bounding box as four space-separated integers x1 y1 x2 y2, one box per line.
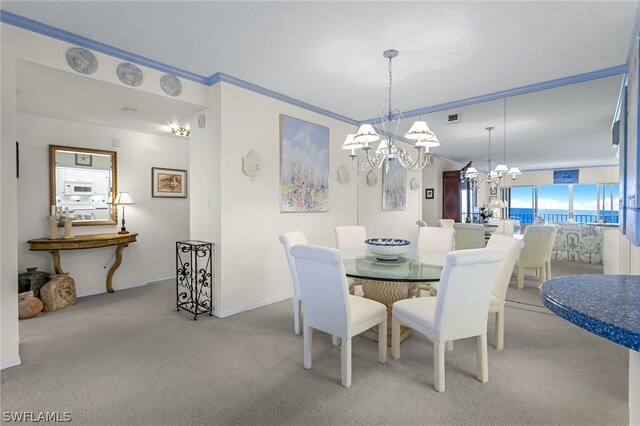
476 334 488 383
293 299 302 335
303 326 313 369
446 341 453 351
434 341 446 392
341 337 352 388
378 319 387 363
494 311 504 351
391 317 401 360
546 260 552 280
537 266 546 286
517 267 524 290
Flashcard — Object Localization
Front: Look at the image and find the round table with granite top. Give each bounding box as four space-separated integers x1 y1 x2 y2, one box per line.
540 275 640 424
341 248 445 344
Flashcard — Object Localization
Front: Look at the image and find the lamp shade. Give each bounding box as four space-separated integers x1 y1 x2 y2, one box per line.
354 124 380 143
465 167 478 179
114 192 135 205
508 167 522 177
489 198 506 209
405 121 434 140
414 133 440 148
342 133 363 150
494 164 509 174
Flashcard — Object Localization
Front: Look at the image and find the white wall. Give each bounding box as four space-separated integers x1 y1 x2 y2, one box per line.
1 23 21 369
508 166 619 187
16 114 190 295
421 156 464 225
188 82 359 316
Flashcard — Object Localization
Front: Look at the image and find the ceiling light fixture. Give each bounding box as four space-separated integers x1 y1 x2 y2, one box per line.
343 49 439 173
170 126 190 137
465 99 520 189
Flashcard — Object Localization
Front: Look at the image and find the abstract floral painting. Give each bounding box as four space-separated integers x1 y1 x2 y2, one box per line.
382 158 406 210
280 115 329 212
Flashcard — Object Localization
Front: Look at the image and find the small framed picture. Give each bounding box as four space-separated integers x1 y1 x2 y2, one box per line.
490 186 498 196
152 167 187 198
75 153 92 166
425 188 434 199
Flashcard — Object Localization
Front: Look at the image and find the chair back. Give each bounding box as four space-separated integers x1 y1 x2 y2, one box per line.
278 231 308 300
518 225 557 267
435 249 504 341
335 226 367 249
416 220 428 228
417 227 455 252
486 234 524 303
437 219 455 229
291 244 350 335
488 218 515 236
453 223 485 249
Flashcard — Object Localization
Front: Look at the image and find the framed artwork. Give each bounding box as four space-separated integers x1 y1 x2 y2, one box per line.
152 167 187 198
425 188 434 199
490 186 498 196
553 169 579 184
75 153 92 166
383 158 406 211
280 115 329 212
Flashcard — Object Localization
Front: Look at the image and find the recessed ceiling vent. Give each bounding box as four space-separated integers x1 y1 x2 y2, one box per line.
446 111 461 124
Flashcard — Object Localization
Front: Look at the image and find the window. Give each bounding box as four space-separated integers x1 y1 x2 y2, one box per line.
509 183 619 225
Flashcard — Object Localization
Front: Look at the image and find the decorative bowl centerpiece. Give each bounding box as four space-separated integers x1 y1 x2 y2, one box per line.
365 238 411 261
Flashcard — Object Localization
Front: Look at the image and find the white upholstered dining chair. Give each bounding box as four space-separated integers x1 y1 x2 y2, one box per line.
391 248 504 392
515 225 558 289
278 231 307 335
416 226 455 296
291 244 387 388
485 234 524 350
416 220 428 228
453 223 485 249
437 219 455 228
488 218 515 236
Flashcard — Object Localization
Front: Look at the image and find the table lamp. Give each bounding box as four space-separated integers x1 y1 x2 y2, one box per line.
114 192 135 234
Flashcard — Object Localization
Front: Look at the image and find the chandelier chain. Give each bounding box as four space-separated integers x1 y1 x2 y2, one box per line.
388 56 393 115
503 98 507 164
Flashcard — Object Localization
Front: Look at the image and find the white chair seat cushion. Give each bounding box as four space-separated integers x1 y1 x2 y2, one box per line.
348 295 387 333
488 294 501 313
393 297 437 339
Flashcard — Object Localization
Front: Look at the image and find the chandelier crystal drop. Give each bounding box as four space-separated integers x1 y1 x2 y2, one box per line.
343 50 439 173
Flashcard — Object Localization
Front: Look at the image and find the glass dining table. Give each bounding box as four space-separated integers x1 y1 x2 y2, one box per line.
341 247 445 343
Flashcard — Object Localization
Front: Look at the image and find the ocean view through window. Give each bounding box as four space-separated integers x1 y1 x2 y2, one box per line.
510 184 619 225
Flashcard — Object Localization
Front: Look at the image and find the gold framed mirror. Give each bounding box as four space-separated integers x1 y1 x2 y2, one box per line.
49 145 118 226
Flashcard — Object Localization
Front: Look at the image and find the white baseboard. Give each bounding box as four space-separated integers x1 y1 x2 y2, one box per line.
77 276 174 298
216 293 292 318
1 356 21 370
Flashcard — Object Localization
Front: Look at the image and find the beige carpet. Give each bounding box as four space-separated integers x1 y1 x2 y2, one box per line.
0 263 628 425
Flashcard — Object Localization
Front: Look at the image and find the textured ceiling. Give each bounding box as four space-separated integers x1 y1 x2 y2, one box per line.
2 1 637 169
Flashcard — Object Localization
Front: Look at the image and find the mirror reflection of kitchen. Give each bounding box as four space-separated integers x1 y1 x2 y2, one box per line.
53 148 114 224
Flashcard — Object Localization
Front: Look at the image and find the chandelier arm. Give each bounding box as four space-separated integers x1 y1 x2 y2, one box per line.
364 149 385 170
350 155 371 173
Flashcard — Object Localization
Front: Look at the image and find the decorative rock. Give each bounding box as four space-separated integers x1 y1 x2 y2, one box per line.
40 273 77 312
18 291 43 319
18 267 51 298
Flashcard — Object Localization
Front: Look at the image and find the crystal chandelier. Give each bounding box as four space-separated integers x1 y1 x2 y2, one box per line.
465 98 521 188
342 50 439 173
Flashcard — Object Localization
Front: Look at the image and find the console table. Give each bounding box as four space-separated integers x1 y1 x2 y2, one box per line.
28 232 138 293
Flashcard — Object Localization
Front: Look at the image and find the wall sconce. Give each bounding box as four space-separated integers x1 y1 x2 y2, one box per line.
170 126 190 137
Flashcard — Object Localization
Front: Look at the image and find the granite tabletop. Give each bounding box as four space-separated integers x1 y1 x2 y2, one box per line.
540 275 640 351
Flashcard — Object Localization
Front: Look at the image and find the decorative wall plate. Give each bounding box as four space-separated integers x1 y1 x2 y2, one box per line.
242 150 262 180
160 74 182 96
410 177 420 191
66 47 98 75
338 165 350 184
366 170 377 187
117 63 143 86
